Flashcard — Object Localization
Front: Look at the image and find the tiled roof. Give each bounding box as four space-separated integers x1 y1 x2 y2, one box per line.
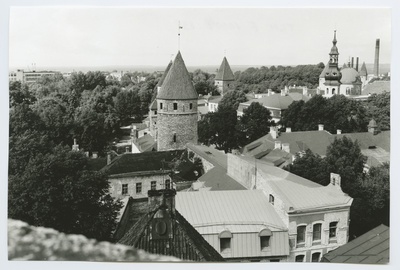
238 94 295 112
176 190 287 231
118 196 224 262
215 57 235 81
187 143 228 169
319 61 330 78
157 52 198 100
322 224 389 264
101 150 184 175
157 60 172 87
288 92 310 102
195 166 247 191
208 95 223 103
362 81 390 95
335 131 390 152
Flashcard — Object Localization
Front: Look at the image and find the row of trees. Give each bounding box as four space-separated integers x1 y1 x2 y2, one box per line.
233 63 325 93
198 90 274 152
284 137 389 238
280 92 390 133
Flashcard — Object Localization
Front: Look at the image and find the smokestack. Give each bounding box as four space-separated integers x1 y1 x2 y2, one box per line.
374 39 380 77
356 57 359 71
351 57 354 68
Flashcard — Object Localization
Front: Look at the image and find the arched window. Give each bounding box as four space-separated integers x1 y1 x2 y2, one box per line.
332 88 336 95
259 229 272 251
312 252 321 262
269 194 274 205
295 254 305 262
219 230 232 253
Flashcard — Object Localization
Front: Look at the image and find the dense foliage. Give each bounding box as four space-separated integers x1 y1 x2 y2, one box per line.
219 90 248 111
364 92 390 131
284 137 389 238
280 94 369 133
234 63 324 93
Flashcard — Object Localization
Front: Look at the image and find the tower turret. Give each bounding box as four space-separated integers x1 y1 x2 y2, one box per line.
214 57 235 96
156 51 198 151
324 31 342 97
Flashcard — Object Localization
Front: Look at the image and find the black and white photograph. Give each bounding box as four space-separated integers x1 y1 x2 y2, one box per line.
2 1 399 269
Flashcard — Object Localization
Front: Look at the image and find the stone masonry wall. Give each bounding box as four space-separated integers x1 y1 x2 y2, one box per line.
157 99 198 151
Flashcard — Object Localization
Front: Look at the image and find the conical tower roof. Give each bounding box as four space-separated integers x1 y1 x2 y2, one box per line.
359 62 368 76
157 60 173 87
157 52 198 100
215 57 235 81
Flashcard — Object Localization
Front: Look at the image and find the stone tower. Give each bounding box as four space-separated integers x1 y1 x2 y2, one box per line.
214 57 235 96
156 52 198 151
324 30 342 97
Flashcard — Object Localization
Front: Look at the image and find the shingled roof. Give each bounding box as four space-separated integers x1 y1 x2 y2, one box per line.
157 60 172 87
157 52 198 100
215 57 235 81
322 224 389 264
118 191 224 262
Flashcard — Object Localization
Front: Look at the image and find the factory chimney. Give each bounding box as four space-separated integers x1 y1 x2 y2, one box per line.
374 39 380 77
351 57 354 68
356 57 359 71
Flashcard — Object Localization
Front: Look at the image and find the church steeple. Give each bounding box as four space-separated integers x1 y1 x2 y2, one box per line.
323 30 342 96
329 30 339 66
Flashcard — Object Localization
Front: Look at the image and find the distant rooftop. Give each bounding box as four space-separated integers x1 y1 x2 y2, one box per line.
187 143 228 169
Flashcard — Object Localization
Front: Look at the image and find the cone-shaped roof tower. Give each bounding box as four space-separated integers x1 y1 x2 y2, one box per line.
215 57 235 81
359 62 368 76
157 51 198 100
157 60 173 87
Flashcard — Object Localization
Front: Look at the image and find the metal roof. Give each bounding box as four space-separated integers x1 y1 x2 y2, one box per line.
196 166 247 191
176 190 287 231
187 143 228 169
322 224 389 264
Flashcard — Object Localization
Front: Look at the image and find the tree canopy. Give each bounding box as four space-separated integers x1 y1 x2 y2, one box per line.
219 90 247 111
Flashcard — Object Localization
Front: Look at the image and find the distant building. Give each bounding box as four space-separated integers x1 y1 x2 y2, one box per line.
214 57 235 96
117 189 224 262
237 89 310 123
9 69 57 83
321 224 389 264
156 52 198 151
176 190 290 262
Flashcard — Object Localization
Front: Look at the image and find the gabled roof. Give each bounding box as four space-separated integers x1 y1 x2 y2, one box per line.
362 81 390 95
101 150 184 175
322 224 389 264
118 196 224 262
215 57 235 81
157 52 198 100
176 190 287 231
157 60 172 87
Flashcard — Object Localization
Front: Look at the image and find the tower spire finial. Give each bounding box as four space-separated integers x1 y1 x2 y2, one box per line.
178 21 183 51
333 30 337 45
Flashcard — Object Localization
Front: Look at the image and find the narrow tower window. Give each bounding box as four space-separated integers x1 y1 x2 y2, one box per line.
160 102 163 110
173 103 178 110
190 103 193 109
173 133 177 143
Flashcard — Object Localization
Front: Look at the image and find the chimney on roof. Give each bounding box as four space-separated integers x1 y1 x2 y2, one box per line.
318 124 324 131
351 57 354 68
330 173 341 188
374 39 380 77
281 88 286 96
337 129 342 135
270 126 279 139
274 141 282 150
282 143 290 153
302 87 308 96
72 138 79 151
356 57 359 71
286 127 292 133
148 189 176 215
268 89 272 96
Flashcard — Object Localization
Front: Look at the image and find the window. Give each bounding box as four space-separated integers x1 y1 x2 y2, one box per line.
190 103 193 109
260 236 270 250
220 238 231 253
160 102 163 109
136 182 142 194
154 110 157 115
311 252 321 262
269 194 275 205
165 179 171 189
295 255 305 262
313 223 322 242
173 102 178 110
332 88 336 95
297 225 306 246
151 181 156 190
329 222 338 238
173 133 177 143
122 184 128 195
219 230 232 253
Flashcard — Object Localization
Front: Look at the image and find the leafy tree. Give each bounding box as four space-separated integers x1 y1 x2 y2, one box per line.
237 102 273 146
198 107 240 153
365 92 390 131
284 149 330 186
9 81 36 107
114 89 142 124
8 145 122 241
194 81 218 96
325 136 366 196
219 90 247 111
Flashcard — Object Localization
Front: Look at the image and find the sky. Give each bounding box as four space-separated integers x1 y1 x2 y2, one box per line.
9 7 391 69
